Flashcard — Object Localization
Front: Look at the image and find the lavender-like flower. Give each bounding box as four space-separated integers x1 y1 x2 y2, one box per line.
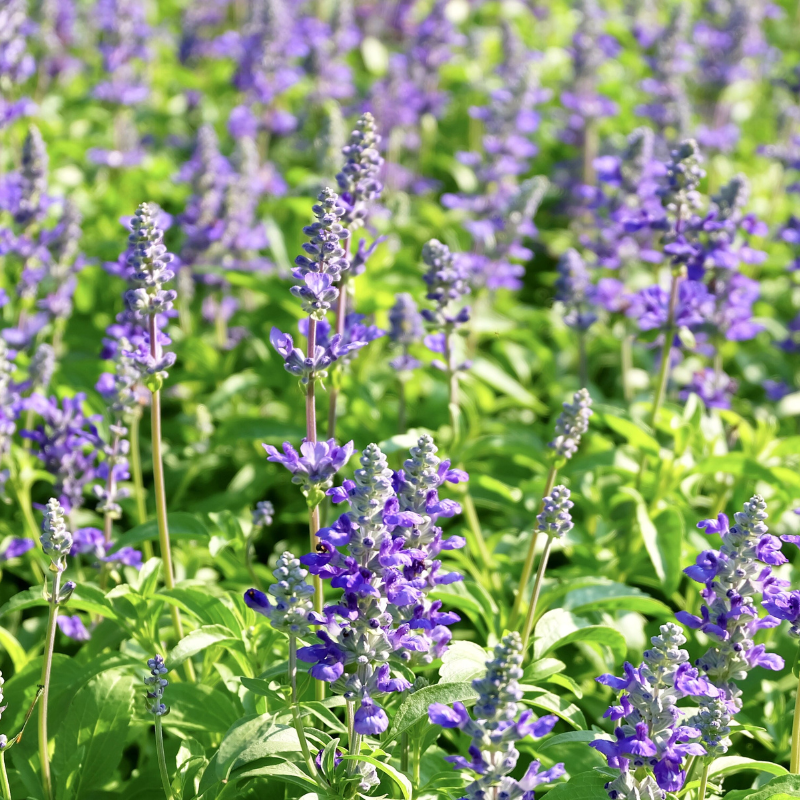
263 438 355 508
679 368 737 410
549 388 593 461
145 654 169 716
678 497 785 710
388 293 423 372
244 552 320 635
555 249 597 331
591 623 713 794
40 497 73 570
23 393 100 513
536 486 574 539
0 537 35 561
252 500 275 528
29 343 56 392
0 341 20 458
429 632 564 799
336 112 384 231
123 203 177 386
57 615 90 641
15 125 48 227
298 438 464 734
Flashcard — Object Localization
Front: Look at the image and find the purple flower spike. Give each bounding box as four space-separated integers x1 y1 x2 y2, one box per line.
57 615 90 642
0 537 35 561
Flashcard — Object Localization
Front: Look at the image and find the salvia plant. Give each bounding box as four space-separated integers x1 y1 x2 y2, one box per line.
3 3 800 800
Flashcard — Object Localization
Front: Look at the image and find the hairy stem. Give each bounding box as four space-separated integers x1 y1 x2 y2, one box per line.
636 269 681 490
129 409 153 560
509 464 557 629
398 378 407 434
697 761 711 800
151 389 194 682
0 750 10 800
38 570 61 800
154 716 174 800
578 332 588 389
521 535 555 658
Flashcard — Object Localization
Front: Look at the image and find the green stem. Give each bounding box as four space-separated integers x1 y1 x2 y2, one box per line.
151 389 194 683
444 329 460 442
154 716 174 800
398 378 407 434
0 750 11 800
130 409 153 561
38 569 61 800
697 761 711 800
621 333 633 403
289 636 320 783
412 738 421 788
400 732 409 773
509 464 557 629
521 535 554 658
791 672 800 773
636 269 681 490
578 331 588 389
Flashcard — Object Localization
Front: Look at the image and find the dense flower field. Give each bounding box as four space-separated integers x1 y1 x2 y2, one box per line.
3 0 800 798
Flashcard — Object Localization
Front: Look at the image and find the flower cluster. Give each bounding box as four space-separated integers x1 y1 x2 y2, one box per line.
678 496 785 713
145 655 169 716
269 327 366 385
40 497 73 571
22 393 100 513
549 388 593 460
252 500 275 529
297 436 465 734
122 203 178 384
555 249 597 331
244 552 321 636
264 438 355 508
0 0 36 128
429 632 564 800
70 526 142 570
591 623 714 795
388 293 424 372
536 486 574 539
291 188 350 320
336 112 384 230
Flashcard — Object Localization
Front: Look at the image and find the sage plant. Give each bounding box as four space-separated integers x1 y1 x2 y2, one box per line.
121 204 191 670
510 389 592 629
428 632 564 798
38 499 76 800
145 655 173 800
244 553 323 784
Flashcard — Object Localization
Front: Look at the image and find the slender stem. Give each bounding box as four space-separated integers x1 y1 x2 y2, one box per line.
578 332 588 389
154 716 174 800
621 333 633 403
398 378 407 434
791 671 800 773
697 761 711 800
582 119 598 187
245 539 262 590
130 408 153 561
289 635 319 782
443 329 460 441
509 464 557 628
412 739 421 787
521 535 555 658
400 732 409 773
151 389 194 682
636 269 681 490
0 749 11 800
38 569 61 800
305 318 324 701
461 493 496 588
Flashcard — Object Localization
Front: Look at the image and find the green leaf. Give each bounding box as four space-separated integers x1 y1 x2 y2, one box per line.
106 513 208 554
0 585 119 621
537 731 599 751
168 625 243 668
524 691 586 730
227 758 318 794
0 625 29 671
601 414 660 455
339 754 412 800
533 609 626 664
216 716 301 780
438 640 487 683
386 682 478 741
166 684 241 735
563 580 672 617
537 769 610 800
709 756 788 779
52 670 134 800
524 658 566 682
723 774 800 800
470 358 545 411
